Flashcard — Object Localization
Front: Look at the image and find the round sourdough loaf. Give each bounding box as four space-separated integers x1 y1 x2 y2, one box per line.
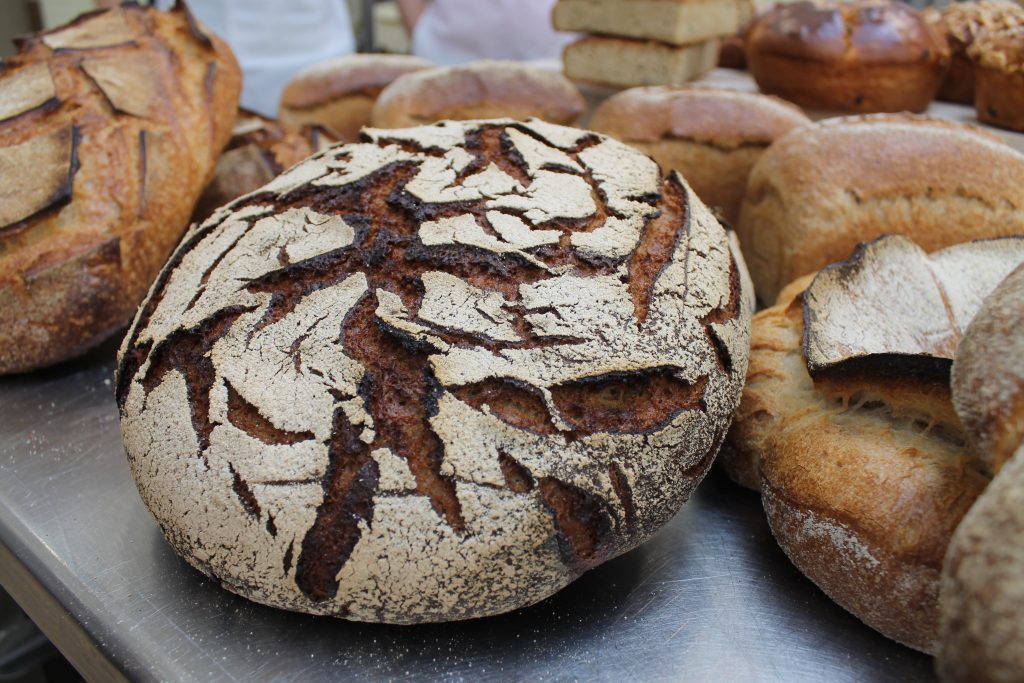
940 264 1024 682
369 61 585 129
0 4 240 374
722 235 1024 652
115 118 753 623
589 86 810 225
745 0 949 113
736 114 1024 303
278 54 432 141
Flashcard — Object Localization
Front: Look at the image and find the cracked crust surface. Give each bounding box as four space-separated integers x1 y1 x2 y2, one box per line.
590 86 809 224
369 62 585 130
0 3 240 373
736 114 1024 303
940 265 1024 681
116 118 752 624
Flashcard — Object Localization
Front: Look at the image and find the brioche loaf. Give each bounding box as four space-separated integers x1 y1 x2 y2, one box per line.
723 235 1024 652
736 114 1024 303
369 61 584 129
193 111 334 222
0 3 240 373
590 86 809 224
116 118 752 623
746 0 949 112
940 264 1024 681
278 54 431 141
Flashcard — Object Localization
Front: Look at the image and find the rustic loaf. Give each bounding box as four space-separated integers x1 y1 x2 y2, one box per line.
562 36 720 89
369 61 585 129
940 264 1024 682
552 0 754 46
590 86 809 224
192 111 334 222
746 0 949 113
278 53 432 141
736 114 1024 303
0 3 240 373
722 235 1024 652
115 118 753 623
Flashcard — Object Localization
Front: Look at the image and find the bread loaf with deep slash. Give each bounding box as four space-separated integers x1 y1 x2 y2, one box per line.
0 2 240 373
115 118 753 623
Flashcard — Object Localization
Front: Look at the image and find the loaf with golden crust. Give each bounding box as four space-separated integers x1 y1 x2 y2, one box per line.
723 235 1024 652
590 86 809 224
370 61 585 129
746 0 949 112
0 3 240 374
940 264 1024 682
923 1 1024 104
278 54 431 141
193 111 334 222
115 118 753 623
736 114 1024 303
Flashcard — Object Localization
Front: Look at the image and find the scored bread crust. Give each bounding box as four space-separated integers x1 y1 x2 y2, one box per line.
724 294 987 652
115 118 752 623
589 86 809 224
0 3 240 373
745 0 949 112
736 114 1024 303
369 62 585 129
278 54 432 141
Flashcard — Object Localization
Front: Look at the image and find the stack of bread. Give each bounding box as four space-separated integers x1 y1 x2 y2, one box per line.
555 0 754 87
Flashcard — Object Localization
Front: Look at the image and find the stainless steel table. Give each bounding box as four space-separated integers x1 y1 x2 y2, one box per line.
0 340 935 682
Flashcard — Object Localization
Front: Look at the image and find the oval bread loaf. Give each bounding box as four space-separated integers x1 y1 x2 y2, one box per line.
0 3 240 373
736 114 1024 303
115 118 753 623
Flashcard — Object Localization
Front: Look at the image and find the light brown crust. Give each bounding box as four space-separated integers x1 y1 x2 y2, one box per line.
552 0 751 46
115 119 752 624
562 35 720 89
735 114 1024 303
278 54 432 141
725 295 987 652
590 86 809 223
924 1 1024 104
369 61 585 129
0 4 240 373
970 28 1024 132
746 0 949 112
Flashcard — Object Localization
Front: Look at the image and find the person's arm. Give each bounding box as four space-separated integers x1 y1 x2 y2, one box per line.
394 0 427 34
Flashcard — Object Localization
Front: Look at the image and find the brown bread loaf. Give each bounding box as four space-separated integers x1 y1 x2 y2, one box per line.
369 61 585 129
736 114 1024 303
278 54 432 141
0 3 240 374
970 27 1024 132
192 111 334 222
562 36 720 89
746 0 949 112
940 264 1024 682
590 86 810 224
115 118 752 623
722 235 1024 652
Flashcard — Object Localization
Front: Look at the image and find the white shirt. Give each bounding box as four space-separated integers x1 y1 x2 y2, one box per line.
412 0 576 65
178 0 356 117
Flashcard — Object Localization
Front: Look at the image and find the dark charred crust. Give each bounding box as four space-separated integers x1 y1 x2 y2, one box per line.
451 379 561 435
809 353 953 386
203 61 216 110
229 462 261 521
627 173 688 326
224 380 316 445
294 406 378 601
137 129 147 216
551 368 708 435
700 256 741 374
265 515 277 537
282 540 294 574
498 452 536 493
538 477 612 569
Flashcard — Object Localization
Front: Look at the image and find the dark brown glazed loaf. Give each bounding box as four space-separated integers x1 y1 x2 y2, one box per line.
0 3 240 373
746 0 949 112
192 110 335 222
115 118 753 623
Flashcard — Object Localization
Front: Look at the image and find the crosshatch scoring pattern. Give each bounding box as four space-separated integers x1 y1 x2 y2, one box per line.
116 119 752 623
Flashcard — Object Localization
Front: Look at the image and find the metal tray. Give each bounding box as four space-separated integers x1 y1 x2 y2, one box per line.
0 340 934 682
